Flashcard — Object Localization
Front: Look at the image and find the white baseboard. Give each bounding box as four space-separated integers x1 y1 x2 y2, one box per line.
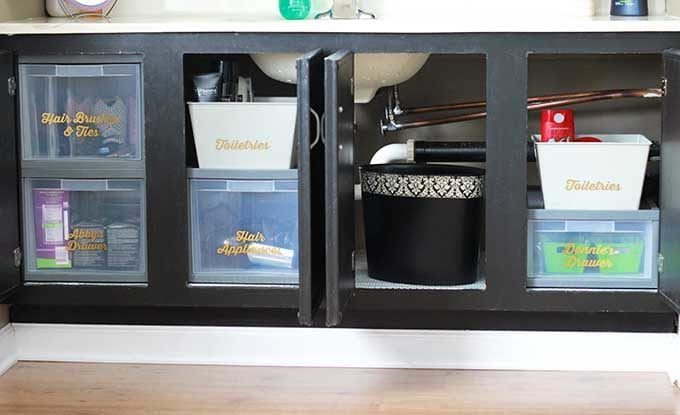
0 325 17 376
669 316 680 385
11 323 679 373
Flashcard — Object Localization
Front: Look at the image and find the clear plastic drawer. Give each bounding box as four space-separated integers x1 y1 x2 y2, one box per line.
189 173 299 285
19 61 143 160
24 178 146 282
527 209 658 289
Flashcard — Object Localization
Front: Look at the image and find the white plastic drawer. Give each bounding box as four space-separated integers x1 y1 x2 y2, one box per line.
527 210 658 289
190 178 299 285
19 63 143 160
24 178 146 283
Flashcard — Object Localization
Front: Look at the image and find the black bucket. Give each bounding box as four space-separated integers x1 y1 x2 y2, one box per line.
359 163 484 286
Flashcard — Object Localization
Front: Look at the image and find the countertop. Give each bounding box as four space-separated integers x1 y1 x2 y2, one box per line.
0 14 680 35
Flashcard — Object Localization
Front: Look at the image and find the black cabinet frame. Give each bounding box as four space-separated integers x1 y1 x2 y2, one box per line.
0 33 678 329
321 33 680 326
0 35 327 325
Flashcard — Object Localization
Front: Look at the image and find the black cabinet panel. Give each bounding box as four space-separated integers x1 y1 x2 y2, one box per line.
324 51 355 327
297 49 326 325
11 306 677 333
660 49 680 313
4 33 680 323
0 50 19 303
10 37 160 306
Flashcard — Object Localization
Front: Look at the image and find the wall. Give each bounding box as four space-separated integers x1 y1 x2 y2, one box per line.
105 0 673 18
4 0 671 20
110 0 331 17
0 0 674 21
0 1 44 20
667 0 680 15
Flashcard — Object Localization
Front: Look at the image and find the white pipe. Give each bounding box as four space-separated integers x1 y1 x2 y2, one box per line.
370 143 408 164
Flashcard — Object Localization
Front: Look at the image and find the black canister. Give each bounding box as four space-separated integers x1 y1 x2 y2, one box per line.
360 163 484 285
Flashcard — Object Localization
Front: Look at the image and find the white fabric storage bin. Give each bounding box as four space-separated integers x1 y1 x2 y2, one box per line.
188 98 297 170
533 134 651 210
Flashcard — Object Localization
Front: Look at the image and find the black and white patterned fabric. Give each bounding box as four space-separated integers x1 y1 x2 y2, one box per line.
361 171 484 199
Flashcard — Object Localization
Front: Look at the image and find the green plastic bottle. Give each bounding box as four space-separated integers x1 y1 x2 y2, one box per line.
279 0 311 20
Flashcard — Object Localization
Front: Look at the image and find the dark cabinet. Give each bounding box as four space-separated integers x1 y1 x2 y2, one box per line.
660 49 680 313
0 33 678 329
321 35 680 327
0 50 19 303
324 50 355 327
0 35 328 326
297 49 326 325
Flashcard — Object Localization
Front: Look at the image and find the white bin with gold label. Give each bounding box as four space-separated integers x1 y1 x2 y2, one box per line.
533 134 652 210
188 98 297 170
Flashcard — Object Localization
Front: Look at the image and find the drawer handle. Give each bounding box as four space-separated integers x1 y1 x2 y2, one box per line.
226 180 276 193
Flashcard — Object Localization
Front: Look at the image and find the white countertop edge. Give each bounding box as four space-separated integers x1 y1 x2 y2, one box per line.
1 15 680 35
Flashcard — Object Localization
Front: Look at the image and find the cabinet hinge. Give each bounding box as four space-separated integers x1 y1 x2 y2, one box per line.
7 76 15 96
13 247 22 268
662 77 668 97
658 252 665 274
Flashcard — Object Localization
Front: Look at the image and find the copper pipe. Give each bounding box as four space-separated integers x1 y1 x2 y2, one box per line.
527 88 661 110
396 88 646 116
382 88 663 133
399 99 486 115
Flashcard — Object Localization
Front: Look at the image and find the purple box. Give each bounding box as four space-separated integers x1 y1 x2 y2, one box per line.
33 189 71 269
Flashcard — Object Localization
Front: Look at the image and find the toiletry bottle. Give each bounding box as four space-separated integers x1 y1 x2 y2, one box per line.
279 0 311 20
540 110 574 142
611 0 648 16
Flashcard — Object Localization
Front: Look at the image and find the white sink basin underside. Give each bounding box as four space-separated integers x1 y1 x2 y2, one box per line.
251 53 430 104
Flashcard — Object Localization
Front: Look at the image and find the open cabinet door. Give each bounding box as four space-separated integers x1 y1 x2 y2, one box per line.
660 50 680 312
297 49 326 325
324 50 355 327
0 51 20 303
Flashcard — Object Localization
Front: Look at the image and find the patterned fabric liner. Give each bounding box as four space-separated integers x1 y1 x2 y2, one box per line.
361 171 484 199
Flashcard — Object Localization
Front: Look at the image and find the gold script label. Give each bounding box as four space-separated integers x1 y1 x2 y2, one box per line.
565 179 621 192
40 112 120 140
559 243 618 270
564 256 614 269
215 139 271 151
216 230 284 257
66 228 107 252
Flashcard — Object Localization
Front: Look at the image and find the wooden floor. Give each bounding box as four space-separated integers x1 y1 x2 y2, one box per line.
0 362 678 414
